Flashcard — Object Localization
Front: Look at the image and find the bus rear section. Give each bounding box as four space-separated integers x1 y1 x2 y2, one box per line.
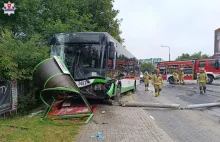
108 61 140 94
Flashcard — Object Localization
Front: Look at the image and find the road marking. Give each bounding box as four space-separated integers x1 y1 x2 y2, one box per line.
150 115 154 120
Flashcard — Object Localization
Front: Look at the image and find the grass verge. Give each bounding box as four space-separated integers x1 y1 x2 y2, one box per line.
0 114 84 142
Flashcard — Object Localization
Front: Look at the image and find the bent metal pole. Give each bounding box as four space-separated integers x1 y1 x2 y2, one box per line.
185 102 220 109
122 101 180 108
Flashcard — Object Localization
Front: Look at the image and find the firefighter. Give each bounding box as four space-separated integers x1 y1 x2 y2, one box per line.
143 71 151 91
152 69 163 97
197 67 208 94
172 70 178 85
179 69 185 85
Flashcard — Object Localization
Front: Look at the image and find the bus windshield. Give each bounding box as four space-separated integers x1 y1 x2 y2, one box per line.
51 44 106 80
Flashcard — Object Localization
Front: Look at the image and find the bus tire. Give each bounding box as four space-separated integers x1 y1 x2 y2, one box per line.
207 75 214 84
168 77 174 84
113 84 121 102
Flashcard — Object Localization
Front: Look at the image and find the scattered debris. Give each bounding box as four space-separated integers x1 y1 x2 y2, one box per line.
90 131 104 141
122 101 180 109
28 110 44 118
184 102 220 109
101 111 105 114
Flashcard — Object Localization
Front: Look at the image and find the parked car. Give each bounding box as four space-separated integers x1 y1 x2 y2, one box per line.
140 74 144 83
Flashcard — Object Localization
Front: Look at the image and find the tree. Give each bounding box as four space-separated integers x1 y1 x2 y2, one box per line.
71 0 124 43
140 62 155 74
0 29 50 81
0 0 97 40
175 52 213 61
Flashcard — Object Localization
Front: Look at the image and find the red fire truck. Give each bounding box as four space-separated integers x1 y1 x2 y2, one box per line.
157 59 220 84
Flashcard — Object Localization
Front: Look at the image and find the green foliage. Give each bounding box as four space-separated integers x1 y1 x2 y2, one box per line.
0 0 97 40
17 85 38 115
71 0 124 43
0 29 50 81
175 51 213 61
140 62 155 73
0 0 122 41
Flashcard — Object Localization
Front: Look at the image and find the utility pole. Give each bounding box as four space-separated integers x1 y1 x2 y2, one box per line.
161 45 170 61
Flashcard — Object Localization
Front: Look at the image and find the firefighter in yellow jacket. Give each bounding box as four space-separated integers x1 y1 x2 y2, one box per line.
197 67 208 94
172 70 178 85
143 71 151 91
179 69 185 85
152 69 163 97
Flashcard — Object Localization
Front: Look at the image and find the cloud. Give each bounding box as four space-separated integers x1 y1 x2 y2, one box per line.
113 0 220 60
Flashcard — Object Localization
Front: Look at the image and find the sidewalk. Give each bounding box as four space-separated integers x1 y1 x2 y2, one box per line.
75 96 175 142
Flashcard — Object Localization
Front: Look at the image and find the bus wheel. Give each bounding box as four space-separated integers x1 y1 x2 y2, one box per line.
113 85 121 102
168 77 174 84
207 75 214 84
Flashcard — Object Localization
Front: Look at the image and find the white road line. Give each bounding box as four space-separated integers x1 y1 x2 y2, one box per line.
150 115 155 120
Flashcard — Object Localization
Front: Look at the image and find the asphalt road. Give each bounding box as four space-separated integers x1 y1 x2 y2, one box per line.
134 82 220 142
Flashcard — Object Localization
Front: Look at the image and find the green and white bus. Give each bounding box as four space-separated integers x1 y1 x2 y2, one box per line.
49 32 140 100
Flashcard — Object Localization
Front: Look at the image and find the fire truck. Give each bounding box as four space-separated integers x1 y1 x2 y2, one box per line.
157 59 220 84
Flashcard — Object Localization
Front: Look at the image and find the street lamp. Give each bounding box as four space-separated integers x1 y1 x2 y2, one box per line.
161 45 170 61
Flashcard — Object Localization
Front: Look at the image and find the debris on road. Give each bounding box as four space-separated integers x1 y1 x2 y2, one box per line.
122 101 180 109
184 102 220 109
90 131 104 141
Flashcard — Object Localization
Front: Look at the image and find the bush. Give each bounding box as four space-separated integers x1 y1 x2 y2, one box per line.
0 29 50 81
0 29 50 114
17 85 38 115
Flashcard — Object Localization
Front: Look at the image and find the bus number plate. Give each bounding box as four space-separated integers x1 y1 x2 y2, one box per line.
77 80 88 87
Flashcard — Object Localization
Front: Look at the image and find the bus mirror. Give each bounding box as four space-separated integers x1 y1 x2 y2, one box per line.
109 42 115 60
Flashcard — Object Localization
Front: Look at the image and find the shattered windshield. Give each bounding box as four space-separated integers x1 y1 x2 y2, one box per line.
51 44 106 80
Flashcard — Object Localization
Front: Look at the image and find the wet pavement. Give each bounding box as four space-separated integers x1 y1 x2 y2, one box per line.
75 80 220 142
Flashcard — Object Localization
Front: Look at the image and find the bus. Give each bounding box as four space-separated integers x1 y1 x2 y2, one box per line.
49 32 140 100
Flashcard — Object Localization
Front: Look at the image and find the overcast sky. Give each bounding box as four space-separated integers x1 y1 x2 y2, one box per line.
113 0 220 61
